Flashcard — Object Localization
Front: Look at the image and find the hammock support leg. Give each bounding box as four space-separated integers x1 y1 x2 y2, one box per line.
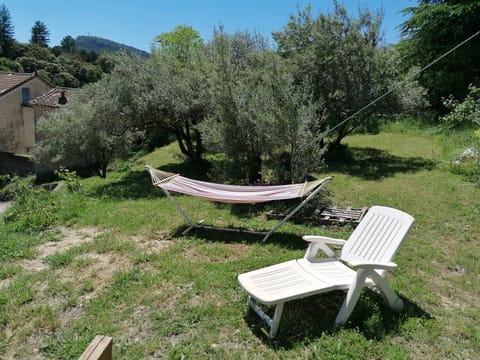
162 188 197 236
261 178 331 242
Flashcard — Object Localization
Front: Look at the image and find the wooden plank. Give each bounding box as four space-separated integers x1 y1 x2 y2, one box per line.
79 335 113 360
266 206 369 225
318 206 367 223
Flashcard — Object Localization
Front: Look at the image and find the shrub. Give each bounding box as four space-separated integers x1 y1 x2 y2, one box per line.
55 168 82 192
441 85 480 130
3 178 57 233
2 177 83 233
441 85 480 184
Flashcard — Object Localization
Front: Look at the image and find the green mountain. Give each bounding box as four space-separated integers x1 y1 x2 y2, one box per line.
76 36 150 58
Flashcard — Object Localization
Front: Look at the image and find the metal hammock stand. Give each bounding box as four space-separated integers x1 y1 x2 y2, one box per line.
146 166 332 242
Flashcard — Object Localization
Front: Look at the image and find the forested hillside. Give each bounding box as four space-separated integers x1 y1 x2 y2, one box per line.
76 36 149 58
0 4 147 87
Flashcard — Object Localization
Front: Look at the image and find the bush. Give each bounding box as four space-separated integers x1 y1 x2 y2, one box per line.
3 178 57 233
55 168 82 192
441 85 480 130
441 85 480 184
2 177 83 233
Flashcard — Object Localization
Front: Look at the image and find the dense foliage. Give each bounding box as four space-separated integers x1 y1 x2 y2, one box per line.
33 65 143 178
151 25 203 62
398 0 480 111
441 85 480 129
273 4 427 147
441 85 480 183
33 4 429 183
200 30 323 183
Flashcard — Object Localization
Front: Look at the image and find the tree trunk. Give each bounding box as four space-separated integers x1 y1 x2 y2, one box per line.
98 163 107 178
247 153 262 184
331 125 347 149
174 126 203 163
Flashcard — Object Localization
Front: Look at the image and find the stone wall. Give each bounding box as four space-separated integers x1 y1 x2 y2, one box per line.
0 151 34 176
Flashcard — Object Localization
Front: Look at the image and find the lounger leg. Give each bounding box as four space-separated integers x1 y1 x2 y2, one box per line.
368 271 404 312
270 302 285 338
335 270 368 327
247 296 285 338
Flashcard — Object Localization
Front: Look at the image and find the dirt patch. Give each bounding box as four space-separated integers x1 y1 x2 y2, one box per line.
224 242 249 253
0 278 12 290
3 259 132 358
0 200 13 214
2 227 177 358
117 304 155 345
0 227 104 290
18 227 103 272
129 235 173 253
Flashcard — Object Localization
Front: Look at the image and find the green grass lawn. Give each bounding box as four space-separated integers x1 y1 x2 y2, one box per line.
1 122 479 359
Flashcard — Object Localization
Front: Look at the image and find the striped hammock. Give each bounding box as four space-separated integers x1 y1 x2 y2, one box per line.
146 166 328 204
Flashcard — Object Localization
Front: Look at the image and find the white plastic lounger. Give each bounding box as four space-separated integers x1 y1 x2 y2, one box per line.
146 166 332 241
238 206 414 338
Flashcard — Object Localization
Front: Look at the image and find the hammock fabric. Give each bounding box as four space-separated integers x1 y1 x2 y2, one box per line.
146 166 327 204
146 166 332 241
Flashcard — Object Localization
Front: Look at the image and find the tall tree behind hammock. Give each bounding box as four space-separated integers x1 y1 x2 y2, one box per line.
200 29 324 184
273 3 424 148
398 0 480 112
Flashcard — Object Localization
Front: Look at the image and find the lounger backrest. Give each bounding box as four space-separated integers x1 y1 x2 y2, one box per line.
341 206 415 270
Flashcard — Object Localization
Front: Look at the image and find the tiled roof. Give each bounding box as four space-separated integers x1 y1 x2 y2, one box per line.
29 87 78 108
0 72 36 95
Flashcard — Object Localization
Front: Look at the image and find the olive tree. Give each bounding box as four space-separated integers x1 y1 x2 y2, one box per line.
199 30 324 183
150 26 210 162
273 3 426 147
33 52 211 175
32 69 142 178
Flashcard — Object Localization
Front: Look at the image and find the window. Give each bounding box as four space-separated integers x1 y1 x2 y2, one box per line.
21 87 31 104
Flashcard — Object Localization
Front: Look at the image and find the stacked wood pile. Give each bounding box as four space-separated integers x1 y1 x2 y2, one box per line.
267 206 368 226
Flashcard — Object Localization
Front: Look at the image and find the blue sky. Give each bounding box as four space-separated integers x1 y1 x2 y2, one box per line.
2 0 415 52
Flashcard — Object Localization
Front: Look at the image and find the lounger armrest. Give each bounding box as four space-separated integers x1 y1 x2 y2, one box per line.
347 261 398 271
303 236 347 259
303 235 347 245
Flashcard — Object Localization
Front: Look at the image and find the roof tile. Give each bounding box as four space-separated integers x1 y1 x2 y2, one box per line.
29 87 78 108
0 72 35 95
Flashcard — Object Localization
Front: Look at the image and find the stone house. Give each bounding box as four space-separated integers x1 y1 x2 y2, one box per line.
0 72 75 154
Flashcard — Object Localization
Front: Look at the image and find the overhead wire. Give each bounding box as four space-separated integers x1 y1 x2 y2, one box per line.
322 29 480 137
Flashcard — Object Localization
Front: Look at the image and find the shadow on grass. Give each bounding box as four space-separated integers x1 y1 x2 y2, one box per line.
324 145 436 180
168 224 431 346
169 225 308 250
89 161 211 200
91 144 432 201
245 290 432 349
158 160 212 181
89 170 158 200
